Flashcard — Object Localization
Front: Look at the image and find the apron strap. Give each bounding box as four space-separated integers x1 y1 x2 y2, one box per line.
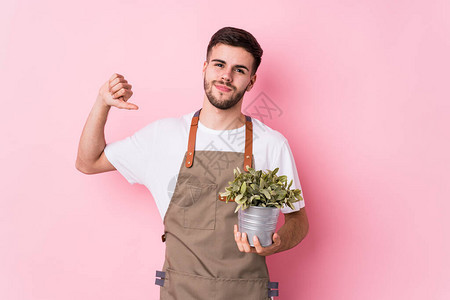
186 108 253 170
243 115 253 172
185 109 200 168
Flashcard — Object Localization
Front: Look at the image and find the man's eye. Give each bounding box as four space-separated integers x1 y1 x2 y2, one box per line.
214 64 244 74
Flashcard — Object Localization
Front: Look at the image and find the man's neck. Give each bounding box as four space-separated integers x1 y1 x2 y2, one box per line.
199 99 245 131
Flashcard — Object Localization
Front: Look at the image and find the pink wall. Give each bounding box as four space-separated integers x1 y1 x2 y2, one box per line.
1 0 449 299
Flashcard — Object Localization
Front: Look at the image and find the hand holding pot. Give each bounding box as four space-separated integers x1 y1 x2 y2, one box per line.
234 224 282 256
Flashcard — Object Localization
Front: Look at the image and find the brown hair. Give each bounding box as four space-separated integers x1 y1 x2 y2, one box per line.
206 27 263 75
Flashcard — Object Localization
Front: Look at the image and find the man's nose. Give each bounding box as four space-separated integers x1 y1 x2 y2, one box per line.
221 68 233 82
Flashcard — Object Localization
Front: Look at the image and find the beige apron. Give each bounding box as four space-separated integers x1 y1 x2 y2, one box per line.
154 109 279 299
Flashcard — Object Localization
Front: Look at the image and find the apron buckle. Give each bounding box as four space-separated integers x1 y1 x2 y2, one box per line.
155 270 166 287
268 281 279 297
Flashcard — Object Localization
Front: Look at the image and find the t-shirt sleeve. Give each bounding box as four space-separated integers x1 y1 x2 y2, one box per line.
272 139 306 214
104 122 157 185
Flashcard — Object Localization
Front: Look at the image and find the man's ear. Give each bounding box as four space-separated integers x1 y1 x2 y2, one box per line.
246 74 257 92
202 61 208 73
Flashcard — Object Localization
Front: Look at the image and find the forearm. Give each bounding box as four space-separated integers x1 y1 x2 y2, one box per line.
76 95 111 169
274 209 309 253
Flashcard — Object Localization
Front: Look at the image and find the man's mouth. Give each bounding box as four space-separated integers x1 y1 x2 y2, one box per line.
214 84 232 92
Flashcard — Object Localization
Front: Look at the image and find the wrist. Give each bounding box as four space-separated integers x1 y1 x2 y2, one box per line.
95 94 111 110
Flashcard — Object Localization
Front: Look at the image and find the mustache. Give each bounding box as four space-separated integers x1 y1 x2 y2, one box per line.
214 81 234 89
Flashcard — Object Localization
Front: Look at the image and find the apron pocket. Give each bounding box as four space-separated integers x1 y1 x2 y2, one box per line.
183 182 217 229
163 268 271 300
163 268 215 300
215 277 271 300
170 174 218 230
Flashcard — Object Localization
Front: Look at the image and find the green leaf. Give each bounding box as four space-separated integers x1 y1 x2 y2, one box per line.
240 182 247 194
262 189 271 199
248 167 255 176
271 167 279 177
287 201 295 210
276 190 287 200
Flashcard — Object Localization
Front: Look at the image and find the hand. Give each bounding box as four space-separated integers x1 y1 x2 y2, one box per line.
234 224 282 256
98 73 138 110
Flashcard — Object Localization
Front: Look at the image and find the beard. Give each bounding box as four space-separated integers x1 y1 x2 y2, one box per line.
203 78 249 110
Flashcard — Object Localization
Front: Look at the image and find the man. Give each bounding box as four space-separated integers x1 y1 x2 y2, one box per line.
76 26 308 299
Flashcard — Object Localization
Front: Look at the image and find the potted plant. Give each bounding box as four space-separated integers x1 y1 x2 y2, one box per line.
220 166 303 247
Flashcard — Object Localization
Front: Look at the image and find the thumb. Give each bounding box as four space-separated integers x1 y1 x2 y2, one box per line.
115 97 139 110
273 232 281 244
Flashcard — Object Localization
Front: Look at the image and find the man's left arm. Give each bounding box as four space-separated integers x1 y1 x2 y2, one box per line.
234 206 309 256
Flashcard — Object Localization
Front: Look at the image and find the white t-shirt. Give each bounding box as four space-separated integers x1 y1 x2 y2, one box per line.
104 110 305 219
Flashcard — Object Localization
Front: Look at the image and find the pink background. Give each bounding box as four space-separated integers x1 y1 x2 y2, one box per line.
1 0 449 299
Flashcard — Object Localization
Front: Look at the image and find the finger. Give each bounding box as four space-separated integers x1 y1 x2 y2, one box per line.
109 74 124 88
273 233 281 246
253 235 264 254
112 89 133 102
235 231 244 252
111 88 132 100
110 83 132 94
123 90 133 102
109 77 128 91
109 73 124 83
110 82 131 97
241 232 252 253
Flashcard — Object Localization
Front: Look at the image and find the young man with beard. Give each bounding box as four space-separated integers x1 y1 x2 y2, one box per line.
76 26 308 299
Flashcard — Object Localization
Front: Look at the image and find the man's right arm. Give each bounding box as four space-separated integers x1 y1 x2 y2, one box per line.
75 73 138 174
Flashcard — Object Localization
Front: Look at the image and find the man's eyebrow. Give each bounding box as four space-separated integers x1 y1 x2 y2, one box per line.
211 59 249 72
